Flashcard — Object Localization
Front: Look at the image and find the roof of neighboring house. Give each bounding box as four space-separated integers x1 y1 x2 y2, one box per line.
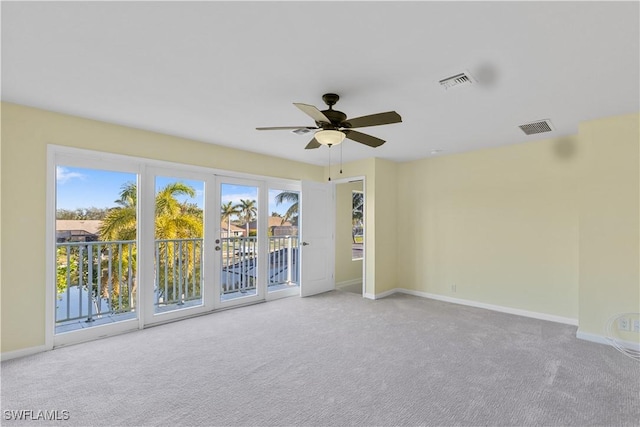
248 218 292 229
221 222 244 232
56 220 102 235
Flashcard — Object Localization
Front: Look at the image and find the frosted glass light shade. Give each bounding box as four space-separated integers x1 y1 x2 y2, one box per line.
315 130 345 146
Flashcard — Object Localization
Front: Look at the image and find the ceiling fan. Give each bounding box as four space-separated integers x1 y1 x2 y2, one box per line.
256 93 402 149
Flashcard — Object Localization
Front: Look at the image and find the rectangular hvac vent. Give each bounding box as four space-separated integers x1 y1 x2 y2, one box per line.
439 72 473 89
518 119 554 135
292 128 312 135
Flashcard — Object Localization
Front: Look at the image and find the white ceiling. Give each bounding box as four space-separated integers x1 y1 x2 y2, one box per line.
2 1 639 166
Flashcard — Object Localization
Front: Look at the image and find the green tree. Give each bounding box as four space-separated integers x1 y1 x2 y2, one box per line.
275 191 299 225
56 206 109 220
99 182 137 241
352 191 364 243
221 201 241 237
236 199 257 236
98 181 203 309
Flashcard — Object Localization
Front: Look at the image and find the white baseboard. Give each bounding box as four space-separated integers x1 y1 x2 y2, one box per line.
336 279 362 289
576 330 640 351
1 344 50 361
364 293 376 300
373 288 579 326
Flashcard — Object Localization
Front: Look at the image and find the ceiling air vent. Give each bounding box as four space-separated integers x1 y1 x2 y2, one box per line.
518 119 554 135
439 72 473 90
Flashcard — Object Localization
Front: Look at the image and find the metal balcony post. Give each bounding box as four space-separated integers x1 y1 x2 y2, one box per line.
86 244 94 323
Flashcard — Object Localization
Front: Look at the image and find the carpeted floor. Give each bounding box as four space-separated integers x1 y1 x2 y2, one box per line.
2 291 639 426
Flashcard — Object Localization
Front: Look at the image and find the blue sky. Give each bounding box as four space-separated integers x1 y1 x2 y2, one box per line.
56 166 296 216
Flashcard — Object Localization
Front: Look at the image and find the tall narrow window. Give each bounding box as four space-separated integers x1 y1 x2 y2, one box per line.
55 166 138 333
153 176 204 313
268 188 300 292
220 183 259 301
352 190 364 260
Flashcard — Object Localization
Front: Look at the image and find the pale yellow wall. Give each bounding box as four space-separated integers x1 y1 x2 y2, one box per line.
3 101 638 355
372 158 398 294
397 113 639 339
397 134 583 319
335 181 363 286
0 102 324 353
578 113 640 339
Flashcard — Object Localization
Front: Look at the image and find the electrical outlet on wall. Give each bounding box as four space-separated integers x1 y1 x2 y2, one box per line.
618 317 630 331
451 284 456 293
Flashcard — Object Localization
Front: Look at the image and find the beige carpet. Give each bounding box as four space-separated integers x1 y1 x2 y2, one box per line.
2 291 639 426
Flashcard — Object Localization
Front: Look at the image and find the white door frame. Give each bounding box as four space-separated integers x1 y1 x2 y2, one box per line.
330 175 367 297
214 175 267 309
142 166 216 326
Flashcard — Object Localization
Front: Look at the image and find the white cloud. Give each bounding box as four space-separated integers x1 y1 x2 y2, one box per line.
56 166 85 184
221 193 257 205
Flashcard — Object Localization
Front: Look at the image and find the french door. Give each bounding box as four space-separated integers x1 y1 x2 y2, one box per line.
144 173 271 324
142 167 215 325
51 146 317 347
217 177 264 307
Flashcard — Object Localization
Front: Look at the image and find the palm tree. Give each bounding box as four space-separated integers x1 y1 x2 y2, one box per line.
236 199 257 236
154 182 202 239
352 191 364 243
100 182 137 241
221 201 241 238
275 191 299 225
98 181 203 309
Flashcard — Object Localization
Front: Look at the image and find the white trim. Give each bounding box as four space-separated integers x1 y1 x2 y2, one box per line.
54 319 140 348
371 288 397 300
45 146 57 351
331 175 366 299
576 330 640 351
336 279 362 289
1 345 49 362
374 288 579 326
49 145 301 187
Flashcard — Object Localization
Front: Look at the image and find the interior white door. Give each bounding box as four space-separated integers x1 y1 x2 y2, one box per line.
300 180 335 297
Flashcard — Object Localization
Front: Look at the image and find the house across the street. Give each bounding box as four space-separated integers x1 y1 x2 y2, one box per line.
56 220 102 242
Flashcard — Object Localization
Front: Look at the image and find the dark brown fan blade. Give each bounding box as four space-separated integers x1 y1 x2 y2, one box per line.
343 130 385 148
294 103 332 124
256 126 318 130
305 138 321 149
342 111 402 129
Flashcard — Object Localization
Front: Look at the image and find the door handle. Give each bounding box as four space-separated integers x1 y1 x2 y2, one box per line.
302 242 310 246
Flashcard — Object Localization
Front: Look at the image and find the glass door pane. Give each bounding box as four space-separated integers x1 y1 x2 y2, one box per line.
153 176 204 313
220 183 259 302
55 166 138 334
268 188 300 294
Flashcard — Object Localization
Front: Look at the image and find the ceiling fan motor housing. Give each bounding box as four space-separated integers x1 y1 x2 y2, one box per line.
318 109 347 128
318 93 348 128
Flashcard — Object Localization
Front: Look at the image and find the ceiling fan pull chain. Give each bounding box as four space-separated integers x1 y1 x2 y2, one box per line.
328 145 332 182
340 143 343 175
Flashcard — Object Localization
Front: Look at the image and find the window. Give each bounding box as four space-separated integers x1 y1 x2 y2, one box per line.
352 190 364 260
55 165 138 334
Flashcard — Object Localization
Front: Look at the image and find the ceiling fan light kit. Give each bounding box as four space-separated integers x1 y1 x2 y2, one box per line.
315 129 345 146
256 93 402 151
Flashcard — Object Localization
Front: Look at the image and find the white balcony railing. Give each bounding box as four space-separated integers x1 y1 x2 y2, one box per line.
56 236 299 325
